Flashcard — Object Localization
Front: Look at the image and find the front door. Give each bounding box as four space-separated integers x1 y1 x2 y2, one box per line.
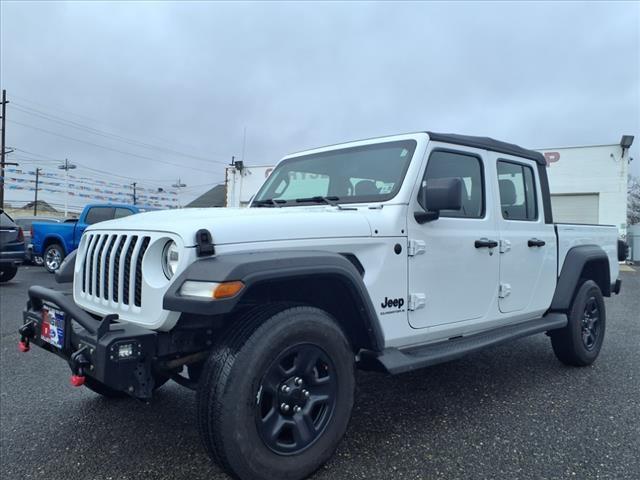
408 147 500 329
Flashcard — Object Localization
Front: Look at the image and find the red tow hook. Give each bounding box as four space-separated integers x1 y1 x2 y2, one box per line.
18 322 36 353
69 347 90 388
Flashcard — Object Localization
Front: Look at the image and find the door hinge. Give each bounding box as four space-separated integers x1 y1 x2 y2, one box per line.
408 293 426 311
499 239 511 254
499 283 511 298
408 239 426 256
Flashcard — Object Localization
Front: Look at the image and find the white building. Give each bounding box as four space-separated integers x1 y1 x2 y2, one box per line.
536 135 633 235
225 164 274 207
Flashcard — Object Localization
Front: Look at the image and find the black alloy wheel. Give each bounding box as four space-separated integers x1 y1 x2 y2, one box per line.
256 343 338 455
581 296 601 350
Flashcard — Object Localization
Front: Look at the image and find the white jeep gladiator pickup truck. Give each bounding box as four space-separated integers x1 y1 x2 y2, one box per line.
20 132 625 480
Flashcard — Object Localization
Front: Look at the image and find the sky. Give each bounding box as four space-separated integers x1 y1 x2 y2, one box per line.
1 0 639 211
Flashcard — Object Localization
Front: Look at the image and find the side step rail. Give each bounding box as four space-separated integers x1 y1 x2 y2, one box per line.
361 313 567 374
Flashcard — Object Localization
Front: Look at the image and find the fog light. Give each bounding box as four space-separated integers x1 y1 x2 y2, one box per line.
118 343 134 359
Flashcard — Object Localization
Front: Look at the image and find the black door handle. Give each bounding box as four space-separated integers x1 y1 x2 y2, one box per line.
528 238 546 247
475 238 498 249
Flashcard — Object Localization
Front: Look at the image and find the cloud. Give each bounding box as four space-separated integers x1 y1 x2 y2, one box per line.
2 0 639 207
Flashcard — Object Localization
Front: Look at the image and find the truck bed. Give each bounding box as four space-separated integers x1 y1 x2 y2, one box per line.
555 223 619 284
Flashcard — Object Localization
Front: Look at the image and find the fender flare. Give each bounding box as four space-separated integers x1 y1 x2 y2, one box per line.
550 245 610 311
43 234 68 255
163 250 384 351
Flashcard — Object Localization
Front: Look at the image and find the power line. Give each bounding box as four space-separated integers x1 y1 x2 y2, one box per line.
9 119 225 173
10 93 206 154
11 102 230 164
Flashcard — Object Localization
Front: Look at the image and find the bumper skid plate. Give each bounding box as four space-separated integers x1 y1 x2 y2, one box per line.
20 286 160 399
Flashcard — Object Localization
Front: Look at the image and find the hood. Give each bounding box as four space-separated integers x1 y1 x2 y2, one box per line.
87 206 373 246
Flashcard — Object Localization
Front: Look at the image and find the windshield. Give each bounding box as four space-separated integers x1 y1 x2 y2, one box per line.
253 140 417 206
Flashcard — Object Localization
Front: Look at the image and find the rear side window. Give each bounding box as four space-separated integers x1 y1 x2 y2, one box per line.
420 150 485 218
1 211 15 227
114 208 134 219
84 207 114 225
497 160 537 221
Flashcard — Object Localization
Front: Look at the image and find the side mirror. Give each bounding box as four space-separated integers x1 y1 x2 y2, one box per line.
414 177 462 224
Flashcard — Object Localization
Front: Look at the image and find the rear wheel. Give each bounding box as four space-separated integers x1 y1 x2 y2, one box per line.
197 305 355 480
0 266 18 283
550 280 606 366
44 243 65 273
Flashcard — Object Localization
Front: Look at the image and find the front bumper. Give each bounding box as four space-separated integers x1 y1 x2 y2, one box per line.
20 286 161 399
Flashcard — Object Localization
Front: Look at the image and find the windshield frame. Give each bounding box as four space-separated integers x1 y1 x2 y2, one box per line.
252 139 417 207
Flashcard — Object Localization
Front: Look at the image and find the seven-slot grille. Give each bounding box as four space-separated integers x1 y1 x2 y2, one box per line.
81 233 151 307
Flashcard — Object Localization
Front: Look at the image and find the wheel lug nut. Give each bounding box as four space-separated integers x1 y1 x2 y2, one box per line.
281 385 290 393
293 406 301 413
302 389 310 398
294 377 303 386
280 403 290 413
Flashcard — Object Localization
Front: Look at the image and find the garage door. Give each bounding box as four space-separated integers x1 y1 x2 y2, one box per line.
550 194 599 224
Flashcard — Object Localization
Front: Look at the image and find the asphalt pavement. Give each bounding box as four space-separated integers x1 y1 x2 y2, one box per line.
1 266 639 479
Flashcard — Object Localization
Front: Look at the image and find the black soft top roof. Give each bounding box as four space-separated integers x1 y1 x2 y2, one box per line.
426 131 546 165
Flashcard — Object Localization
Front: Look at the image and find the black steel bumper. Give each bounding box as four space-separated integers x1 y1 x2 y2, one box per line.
20 286 161 399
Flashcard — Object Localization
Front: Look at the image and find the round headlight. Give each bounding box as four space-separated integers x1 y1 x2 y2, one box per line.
162 240 180 279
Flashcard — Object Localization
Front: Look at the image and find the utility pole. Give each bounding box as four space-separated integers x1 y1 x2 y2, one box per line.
58 158 76 218
1 89 18 210
172 178 186 208
33 168 41 216
131 182 137 205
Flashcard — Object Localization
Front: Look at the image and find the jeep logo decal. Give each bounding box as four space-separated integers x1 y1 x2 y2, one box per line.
381 297 404 309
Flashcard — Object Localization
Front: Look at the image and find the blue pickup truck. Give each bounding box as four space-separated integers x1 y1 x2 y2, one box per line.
32 204 149 273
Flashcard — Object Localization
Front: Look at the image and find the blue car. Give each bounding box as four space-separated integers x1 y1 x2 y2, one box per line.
32 204 151 273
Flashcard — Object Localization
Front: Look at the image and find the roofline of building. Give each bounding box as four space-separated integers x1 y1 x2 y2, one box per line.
534 143 622 151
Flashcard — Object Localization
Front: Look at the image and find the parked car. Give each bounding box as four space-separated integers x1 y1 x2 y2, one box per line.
0 210 25 283
31 204 148 273
20 132 626 480
14 216 60 265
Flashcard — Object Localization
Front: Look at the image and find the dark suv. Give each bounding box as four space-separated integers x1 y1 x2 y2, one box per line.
0 210 25 283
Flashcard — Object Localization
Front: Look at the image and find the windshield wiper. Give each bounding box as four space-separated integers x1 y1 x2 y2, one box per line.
294 196 340 206
294 196 357 210
252 198 286 208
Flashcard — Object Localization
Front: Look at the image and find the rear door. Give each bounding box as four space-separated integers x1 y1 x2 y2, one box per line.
407 146 500 329
494 156 556 314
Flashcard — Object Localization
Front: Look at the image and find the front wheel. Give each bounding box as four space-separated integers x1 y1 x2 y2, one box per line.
197 305 355 480
550 280 606 366
44 244 65 273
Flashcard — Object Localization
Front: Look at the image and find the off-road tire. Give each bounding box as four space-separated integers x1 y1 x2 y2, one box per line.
551 280 606 366
0 266 18 283
44 243 65 273
197 305 355 480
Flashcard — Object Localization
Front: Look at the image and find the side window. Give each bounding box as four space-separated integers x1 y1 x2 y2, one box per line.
420 150 484 218
84 207 114 225
114 208 134 219
497 160 538 221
